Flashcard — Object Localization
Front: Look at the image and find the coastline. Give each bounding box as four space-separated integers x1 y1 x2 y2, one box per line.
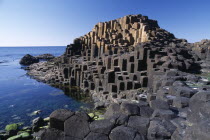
1 15 210 140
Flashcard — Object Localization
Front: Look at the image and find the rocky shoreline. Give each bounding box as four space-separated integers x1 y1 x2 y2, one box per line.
20 54 55 65
4 14 210 140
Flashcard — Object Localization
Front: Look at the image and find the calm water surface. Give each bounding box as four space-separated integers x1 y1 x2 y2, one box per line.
0 47 90 130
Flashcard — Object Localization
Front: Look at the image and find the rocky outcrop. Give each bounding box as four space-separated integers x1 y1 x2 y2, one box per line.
19 54 39 65
20 54 55 66
75 14 174 51
26 14 210 140
27 15 202 106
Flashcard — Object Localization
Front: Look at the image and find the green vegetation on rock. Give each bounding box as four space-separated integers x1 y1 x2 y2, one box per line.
7 135 21 140
5 124 19 131
7 132 30 140
19 132 30 138
88 110 105 120
88 113 95 118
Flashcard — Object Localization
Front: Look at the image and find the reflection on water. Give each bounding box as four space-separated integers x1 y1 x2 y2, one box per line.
0 47 92 130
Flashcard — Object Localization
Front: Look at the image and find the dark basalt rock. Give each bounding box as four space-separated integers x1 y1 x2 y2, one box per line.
187 91 210 123
115 114 129 126
172 96 190 108
183 120 210 140
150 99 169 110
134 133 146 140
50 109 74 131
84 132 109 140
33 128 64 140
19 54 39 65
151 109 176 120
109 126 138 140
35 53 55 60
120 103 140 116
90 119 115 135
127 116 150 136
147 120 176 140
64 114 90 139
75 112 91 121
32 117 45 132
65 135 82 140
140 106 154 118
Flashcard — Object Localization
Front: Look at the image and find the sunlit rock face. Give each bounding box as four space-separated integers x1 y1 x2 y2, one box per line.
78 14 172 48
64 14 175 57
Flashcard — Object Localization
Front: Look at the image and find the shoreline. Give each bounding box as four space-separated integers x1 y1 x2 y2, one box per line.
1 14 210 140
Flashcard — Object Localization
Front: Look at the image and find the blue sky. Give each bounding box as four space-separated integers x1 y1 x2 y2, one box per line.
0 0 209 46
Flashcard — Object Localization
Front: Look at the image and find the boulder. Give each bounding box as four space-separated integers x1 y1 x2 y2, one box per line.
120 102 140 116
152 109 176 120
32 117 45 132
75 112 91 121
171 128 185 140
183 120 210 140
150 99 169 110
147 120 176 140
140 106 154 118
65 135 82 140
90 119 115 135
128 116 150 136
172 96 189 108
33 128 64 140
134 133 146 140
188 91 210 123
84 132 109 140
170 118 187 140
64 114 90 139
50 109 74 131
19 54 39 65
109 126 137 140
115 114 129 126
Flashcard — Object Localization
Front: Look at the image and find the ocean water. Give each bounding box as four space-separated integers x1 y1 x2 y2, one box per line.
0 47 90 130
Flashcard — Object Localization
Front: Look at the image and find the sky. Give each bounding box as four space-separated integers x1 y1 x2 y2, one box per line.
0 0 209 46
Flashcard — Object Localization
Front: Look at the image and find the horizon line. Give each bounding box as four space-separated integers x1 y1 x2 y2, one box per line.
0 45 67 47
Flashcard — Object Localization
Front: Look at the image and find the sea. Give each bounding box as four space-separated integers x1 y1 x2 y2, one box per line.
0 46 90 130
